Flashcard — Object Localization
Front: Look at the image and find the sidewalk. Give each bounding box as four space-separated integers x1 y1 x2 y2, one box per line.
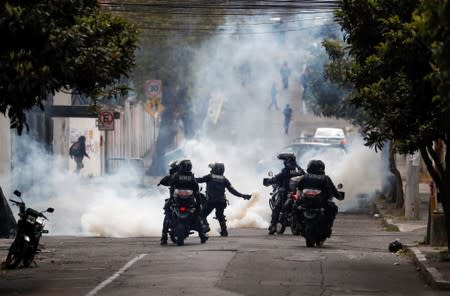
374 182 450 290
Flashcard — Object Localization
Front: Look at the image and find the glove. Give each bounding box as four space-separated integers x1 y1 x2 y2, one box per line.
243 194 251 200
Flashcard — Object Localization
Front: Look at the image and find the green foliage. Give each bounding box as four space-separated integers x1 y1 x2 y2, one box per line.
0 0 138 133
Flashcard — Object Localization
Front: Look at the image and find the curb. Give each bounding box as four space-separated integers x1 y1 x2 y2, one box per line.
373 201 450 290
408 246 450 290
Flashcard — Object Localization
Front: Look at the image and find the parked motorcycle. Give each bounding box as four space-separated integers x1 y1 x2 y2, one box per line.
297 184 344 247
168 188 207 246
5 190 54 269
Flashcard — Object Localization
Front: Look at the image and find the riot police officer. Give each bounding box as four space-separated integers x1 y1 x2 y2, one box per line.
196 163 251 237
297 159 343 237
157 161 179 245
263 153 304 235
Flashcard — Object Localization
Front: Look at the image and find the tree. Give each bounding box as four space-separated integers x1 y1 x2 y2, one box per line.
335 0 450 249
317 38 404 208
0 0 139 134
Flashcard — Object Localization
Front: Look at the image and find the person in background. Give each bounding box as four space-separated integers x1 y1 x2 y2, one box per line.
69 136 90 174
268 82 279 111
283 104 293 135
280 61 291 89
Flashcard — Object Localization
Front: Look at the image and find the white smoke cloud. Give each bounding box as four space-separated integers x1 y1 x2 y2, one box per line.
3 13 386 238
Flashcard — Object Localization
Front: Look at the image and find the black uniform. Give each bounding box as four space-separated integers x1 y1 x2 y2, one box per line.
197 163 250 237
297 160 342 236
265 166 304 233
158 162 180 245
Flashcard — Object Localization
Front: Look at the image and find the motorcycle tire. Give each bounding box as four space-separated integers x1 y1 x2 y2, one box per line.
5 240 22 269
175 223 185 246
269 198 275 211
169 231 177 244
22 245 35 268
304 223 315 248
290 220 301 236
276 222 286 234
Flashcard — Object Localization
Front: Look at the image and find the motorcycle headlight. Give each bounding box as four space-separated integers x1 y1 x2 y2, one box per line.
26 215 36 224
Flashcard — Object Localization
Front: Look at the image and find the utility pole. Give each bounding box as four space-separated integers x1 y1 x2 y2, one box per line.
405 151 420 219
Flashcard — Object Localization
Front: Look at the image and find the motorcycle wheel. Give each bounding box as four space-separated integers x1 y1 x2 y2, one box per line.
175 223 185 246
5 240 22 269
22 244 35 267
304 223 315 248
291 222 301 236
169 231 177 244
276 222 286 234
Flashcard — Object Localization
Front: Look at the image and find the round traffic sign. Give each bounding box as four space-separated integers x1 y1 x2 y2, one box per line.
145 80 162 98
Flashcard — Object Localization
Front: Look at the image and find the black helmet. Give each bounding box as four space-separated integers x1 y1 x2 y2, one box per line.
178 159 192 173
209 163 225 175
307 159 325 175
278 153 297 169
169 161 179 175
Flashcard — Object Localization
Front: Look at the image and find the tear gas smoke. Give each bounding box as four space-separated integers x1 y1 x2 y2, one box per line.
3 13 386 237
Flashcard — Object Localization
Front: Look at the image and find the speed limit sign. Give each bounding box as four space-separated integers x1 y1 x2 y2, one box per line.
145 80 162 98
98 110 115 131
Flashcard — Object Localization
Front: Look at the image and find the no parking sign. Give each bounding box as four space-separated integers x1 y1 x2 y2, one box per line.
98 110 115 130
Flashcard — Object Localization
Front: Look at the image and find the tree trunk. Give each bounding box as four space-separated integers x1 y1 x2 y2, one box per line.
388 142 404 208
443 145 450 250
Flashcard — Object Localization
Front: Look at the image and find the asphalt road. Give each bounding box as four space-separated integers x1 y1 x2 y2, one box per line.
0 213 446 296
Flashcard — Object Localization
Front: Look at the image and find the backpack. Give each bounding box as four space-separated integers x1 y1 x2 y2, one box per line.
69 141 82 157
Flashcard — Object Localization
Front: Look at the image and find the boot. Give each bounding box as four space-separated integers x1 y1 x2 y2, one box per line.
160 233 168 245
200 233 209 244
219 218 228 237
268 223 276 235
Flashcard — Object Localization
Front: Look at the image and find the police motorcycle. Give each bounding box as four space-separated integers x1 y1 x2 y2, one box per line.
5 190 54 269
296 184 344 247
263 152 304 235
263 171 304 234
281 175 303 235
168 188 208 246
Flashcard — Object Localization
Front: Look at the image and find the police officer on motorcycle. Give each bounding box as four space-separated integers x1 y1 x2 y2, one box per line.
157 160 179 245
297 159 343 237
263 153 305 235
196 163 252 237
159 159 208 245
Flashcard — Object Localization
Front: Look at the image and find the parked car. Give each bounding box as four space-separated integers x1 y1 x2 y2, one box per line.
313 127 348 146
280 141 347 167
257 140 347 174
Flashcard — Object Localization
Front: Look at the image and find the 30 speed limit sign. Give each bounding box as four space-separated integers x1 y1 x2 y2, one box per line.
98 110 115 131
145 80 162 98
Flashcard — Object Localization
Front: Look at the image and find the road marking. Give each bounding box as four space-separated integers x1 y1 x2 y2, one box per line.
86 253 147 296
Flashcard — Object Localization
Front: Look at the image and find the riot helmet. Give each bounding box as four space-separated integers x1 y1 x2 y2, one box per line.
209 163 225 175
178 159 192 173
168 160 179 175
306 159 325 175
278 153 297 169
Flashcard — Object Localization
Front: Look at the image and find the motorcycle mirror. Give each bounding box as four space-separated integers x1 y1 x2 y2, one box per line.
268 171 273 177
13 190 21 197
337 183 343 189
47 208 55 213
